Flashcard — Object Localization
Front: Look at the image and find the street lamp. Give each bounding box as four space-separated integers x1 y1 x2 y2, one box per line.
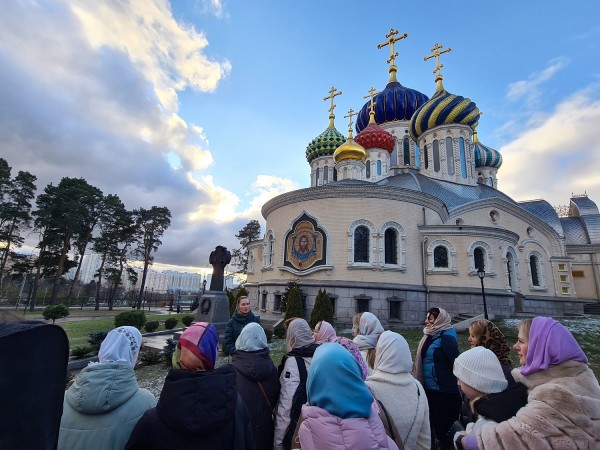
202 279 207 294
477 267 489 320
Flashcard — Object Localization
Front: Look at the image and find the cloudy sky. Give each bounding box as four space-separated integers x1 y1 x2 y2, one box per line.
2 0 599 274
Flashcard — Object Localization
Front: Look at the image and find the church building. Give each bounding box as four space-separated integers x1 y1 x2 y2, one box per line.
244 29 600 326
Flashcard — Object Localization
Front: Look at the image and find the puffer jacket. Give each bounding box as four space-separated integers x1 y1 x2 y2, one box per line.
125 365 254 450
298 403 399 450
223 311 260 355
58 363 156 450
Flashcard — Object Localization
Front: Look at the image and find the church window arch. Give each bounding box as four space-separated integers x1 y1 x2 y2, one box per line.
380 222 406 269
468 241 494 274
528 251 546 288
488 177 494 187
424 144 429 169
323 166 329 183
446 137 455 175
343 167 348 179
385 229 397 264
315 167 320 186
366 160 371 179
348 220 376 267
403 137 410 165
248 251 254 274
333 168 338 181
433 140 440 172
459 137 467 178
263 231 275 268
505 247 519 291
415 144 421 168
427 240 457 273
377 160 382 176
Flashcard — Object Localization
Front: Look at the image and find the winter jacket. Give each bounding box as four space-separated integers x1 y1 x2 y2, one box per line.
125 365 254 450
421 328 459 394
469 360 600 449
366 372 430 450
298 402 399 450
231 348 280 450
274 354 313 450
223 311 260 355
58 363 156 450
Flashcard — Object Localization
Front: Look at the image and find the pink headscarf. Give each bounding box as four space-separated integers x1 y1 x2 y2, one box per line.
520 317 588 375
315 321 368 380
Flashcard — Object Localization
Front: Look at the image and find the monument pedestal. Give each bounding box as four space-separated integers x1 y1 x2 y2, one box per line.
194 290 231 337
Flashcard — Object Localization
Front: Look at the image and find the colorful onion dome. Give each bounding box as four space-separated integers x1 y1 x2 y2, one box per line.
409 79 480 141
355 81 429 133
473 131 502 168
333 128 366 163
355 111 395 153
306 116 346 163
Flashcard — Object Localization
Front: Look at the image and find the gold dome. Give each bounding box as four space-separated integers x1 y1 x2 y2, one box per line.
333 136 366 163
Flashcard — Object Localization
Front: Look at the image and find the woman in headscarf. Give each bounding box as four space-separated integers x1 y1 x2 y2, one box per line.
413 307 460 450
454 317 600 450
273 318 319 450
313 320 368 380
352 312 384 376
297 343 398 450
58 326 156 450
458 319 527 427
230 322 280 450
366 331 431 450
125 322 254 450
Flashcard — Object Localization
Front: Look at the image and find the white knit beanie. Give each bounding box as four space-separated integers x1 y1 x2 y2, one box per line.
453 346 508 394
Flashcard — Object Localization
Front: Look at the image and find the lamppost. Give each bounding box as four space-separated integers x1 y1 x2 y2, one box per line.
202 278 207 295
477 267 489 320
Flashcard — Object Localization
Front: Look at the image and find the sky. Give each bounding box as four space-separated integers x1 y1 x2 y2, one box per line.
2 0 600 275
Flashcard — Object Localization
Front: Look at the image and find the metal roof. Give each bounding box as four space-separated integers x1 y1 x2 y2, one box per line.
518 199 564 238
561 217 590 245
570 196 599 216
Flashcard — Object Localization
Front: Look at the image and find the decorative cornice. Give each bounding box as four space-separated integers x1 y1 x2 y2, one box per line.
566 244 600 253
278 265 334 276
419 224 520 245
262 184 448 220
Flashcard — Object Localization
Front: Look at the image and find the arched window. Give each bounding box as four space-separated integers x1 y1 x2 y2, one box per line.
343 167 348 179
324 166 329 183
446 137 455 175
315 167 320 186
366 160 371 178
377 160 382 176
434 246 448 268
384 228 398 264
354 226 369 263
506 251 514 290
459 137 467 178
474 247 485 270
433 140 440 172
530 254 540 287
415 144 421 168
424 144 429 169
488 177 493 187
333 168 337 181
267 234 275 266
403 137 410 165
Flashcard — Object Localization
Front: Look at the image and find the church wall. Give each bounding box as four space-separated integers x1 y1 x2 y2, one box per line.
567 251 600 301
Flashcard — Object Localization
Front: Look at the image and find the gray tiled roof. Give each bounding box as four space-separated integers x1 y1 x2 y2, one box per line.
518 199 564 238
561 217 589 245
581 215 600 244
570 196 599 216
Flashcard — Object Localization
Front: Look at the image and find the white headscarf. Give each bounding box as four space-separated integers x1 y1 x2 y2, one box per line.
373 330 413 374
235 322 268 352
353 312 384 350
286 318 314 352
98 326 142 368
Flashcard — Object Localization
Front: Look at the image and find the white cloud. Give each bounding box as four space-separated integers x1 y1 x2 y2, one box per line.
505 57 569 106
498 87 600 206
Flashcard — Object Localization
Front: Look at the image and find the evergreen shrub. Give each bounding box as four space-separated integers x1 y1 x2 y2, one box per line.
114 310 146 329
310 288 334 328
144 321 159 333
87 331 108 351
181 315 194 327
164 317 178 330
162 338 177 366
284 286 304 321
42 304 70 324
70 346 95 359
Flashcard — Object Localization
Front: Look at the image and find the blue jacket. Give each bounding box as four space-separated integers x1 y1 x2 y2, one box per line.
422 328 460 394
223 311 260 355
58 363 156 450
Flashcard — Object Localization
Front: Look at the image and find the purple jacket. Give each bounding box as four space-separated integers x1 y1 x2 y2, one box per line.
298 403 398 450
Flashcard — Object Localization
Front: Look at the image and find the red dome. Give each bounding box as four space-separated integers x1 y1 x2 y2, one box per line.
355 123 394 153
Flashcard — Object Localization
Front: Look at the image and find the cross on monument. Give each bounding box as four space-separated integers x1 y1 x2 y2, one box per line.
424 43 452 81
377 28 408 68
323 86 342 116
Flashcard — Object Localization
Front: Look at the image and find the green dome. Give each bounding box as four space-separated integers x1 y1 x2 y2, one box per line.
306 125 346 163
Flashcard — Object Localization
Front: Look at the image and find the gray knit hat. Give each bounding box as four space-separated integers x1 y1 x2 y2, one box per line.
453 346 508 394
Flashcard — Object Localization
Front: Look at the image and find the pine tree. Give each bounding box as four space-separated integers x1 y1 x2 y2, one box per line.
284 285 304 321
310 288 334 328
280 280 302 313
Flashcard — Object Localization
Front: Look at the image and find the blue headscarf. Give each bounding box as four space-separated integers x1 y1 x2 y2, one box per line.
307 343 373 419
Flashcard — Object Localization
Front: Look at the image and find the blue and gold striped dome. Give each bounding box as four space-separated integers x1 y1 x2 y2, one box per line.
473 132 502 168
409 80 480 141
355 81 429 133
306 118 346 163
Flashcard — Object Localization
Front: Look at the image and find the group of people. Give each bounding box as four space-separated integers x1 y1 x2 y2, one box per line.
14 294 599 450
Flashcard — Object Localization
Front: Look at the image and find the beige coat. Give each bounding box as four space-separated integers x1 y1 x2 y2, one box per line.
472 360 600 449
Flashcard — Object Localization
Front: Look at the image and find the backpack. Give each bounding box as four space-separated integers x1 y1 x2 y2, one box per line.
282 356 308 450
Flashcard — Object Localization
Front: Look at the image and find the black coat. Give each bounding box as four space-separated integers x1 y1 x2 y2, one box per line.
231 349 280 450
223 311 260 355
125 365 254 450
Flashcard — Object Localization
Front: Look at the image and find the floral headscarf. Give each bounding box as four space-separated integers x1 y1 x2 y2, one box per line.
98 326 142 368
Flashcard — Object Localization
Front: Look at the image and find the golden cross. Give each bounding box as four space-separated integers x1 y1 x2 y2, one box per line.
424 43 452 80
323 86 342 116
377 28 408 67
344 108 357 132
363 86 381 115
